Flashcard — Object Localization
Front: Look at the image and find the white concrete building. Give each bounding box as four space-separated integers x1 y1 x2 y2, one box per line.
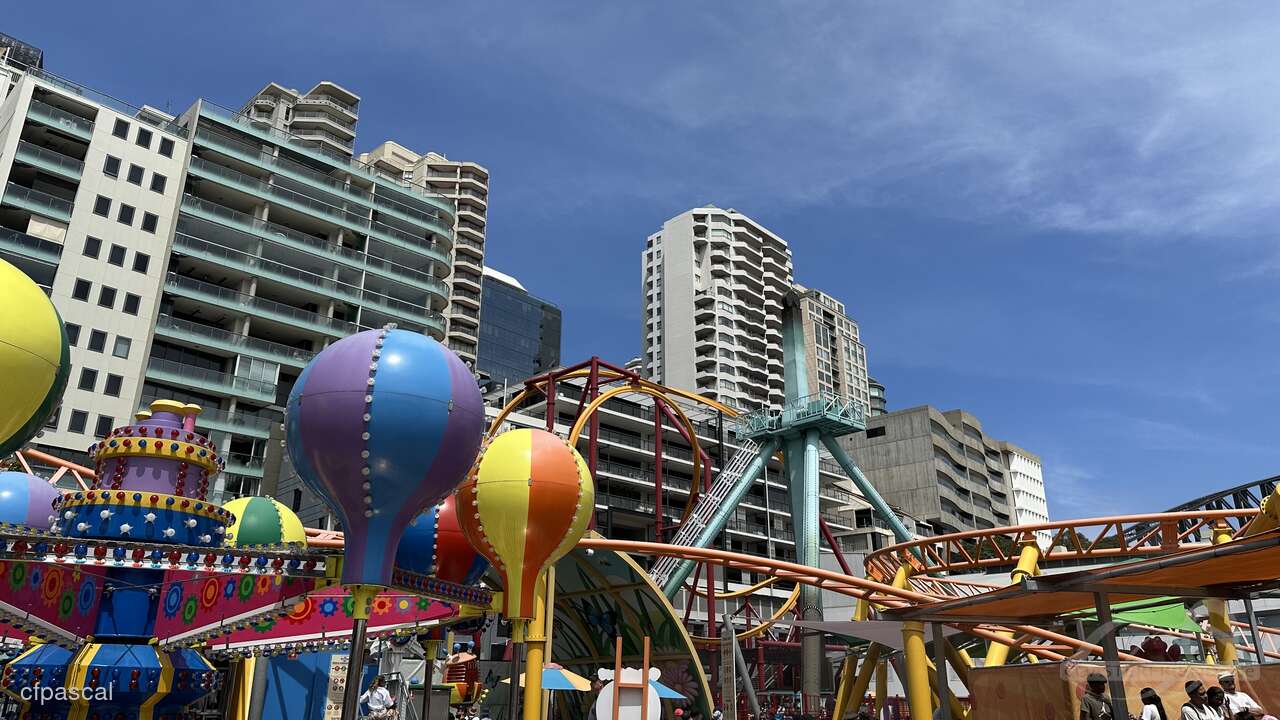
641 206 792 411
0 61 190 455
793 284 871 408
0 55 461 508
358 143 488 366
1001 441 1051 545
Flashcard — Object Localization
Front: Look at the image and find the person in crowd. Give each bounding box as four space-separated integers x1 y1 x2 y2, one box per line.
1183 681 1220 720
1138 687 1168 720
1081 672 1114 720
1208 688 1231 720
1218 671 1273 719
360 676 397 720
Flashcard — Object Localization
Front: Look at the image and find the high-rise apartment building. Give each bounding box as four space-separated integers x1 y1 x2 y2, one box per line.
868 377 887 416
0 54 460 506
1000 441 1050 544
841 406 1026 534
642 206 792 411
358 143 488 366
476 267 561 390
793 285 871 408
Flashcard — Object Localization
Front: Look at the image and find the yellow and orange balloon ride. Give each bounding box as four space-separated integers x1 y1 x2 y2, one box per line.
457 427 596 719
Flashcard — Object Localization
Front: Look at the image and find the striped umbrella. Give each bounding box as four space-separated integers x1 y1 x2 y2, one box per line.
456 428 594 622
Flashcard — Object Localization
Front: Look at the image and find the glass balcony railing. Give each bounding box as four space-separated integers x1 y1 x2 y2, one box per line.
193 127 452 235
293 127 354 150
14 141 84 180
224 452 266 477
193 406 276 439
145 357 277 402
164 272 358 337
188 157 450 261
25 99 94 140
153 313 317 368
290 111 356 133
0 227 62 264
197 102 453 215
171 232 445 332
21 63 185 138
179 195 448 295
296 94 358 115
2 183 72 222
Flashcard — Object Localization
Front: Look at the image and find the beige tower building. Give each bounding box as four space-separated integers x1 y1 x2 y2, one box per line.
793 284 871 408
358 142 488 366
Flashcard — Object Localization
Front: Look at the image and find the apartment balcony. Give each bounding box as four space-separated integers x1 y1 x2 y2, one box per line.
187 159 452 265
153 313 317 369
26 99 94 141
449 304 481 322
164 272 358 339
2 183 72 223
293 127 354 152
193 128 452 236
251 95 278 109
171 232 445 334
454 253 483 273
446 340 476 358
194 407 275 440
451 286 481 308
198 104 453 217
455 235 484 258
14 141 83 182
452 272 481 292
146 357 277 404
295 94 358 119
224 452 266 478
0 227 62 265
290 111 356 138
455 187 487 206
180 196 449 299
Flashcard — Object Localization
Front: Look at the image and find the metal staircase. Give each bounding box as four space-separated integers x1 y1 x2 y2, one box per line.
649 438 762 588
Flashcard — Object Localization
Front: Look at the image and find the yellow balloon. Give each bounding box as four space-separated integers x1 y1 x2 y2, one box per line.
0 259 69 456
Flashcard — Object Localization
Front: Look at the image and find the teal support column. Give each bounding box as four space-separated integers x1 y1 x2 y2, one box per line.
661 437 781 598
790 428 824 712
820 434 915 545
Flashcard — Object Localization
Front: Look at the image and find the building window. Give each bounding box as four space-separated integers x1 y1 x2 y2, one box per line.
68 410 88 434
112 119 129 139
135 128 153 149
104 374 123 397
150 174 167 193
93 195 111 217
82 236 102 258
72 279 92 301
126 164 144 185
122 293 141 315
117 204 135 226
103 155 121 178
107 244 126 266
112 336 131 359
98 286 117 308
88 330 107 353
78 368 98 391
94 415 114 438
65 323 81 346
133 253 150 274
158 137 174 158
44 408 60 430
141 212 158 233
291 489 302 512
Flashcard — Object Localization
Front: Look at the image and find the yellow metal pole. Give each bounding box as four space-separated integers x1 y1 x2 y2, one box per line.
522 574 549 720
832 652 860 719
902 622 933 719
541 566 557 720
983 539 1041 667
1207 522 1238 665
872 660 887 717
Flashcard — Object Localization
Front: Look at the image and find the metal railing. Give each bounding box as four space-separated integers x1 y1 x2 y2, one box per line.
735 391 866 436
20 62 186 137
291 111 356 130
296 94 357 114
224 452 266 475
3 183 73 220
192 406 277 437
145 357 277 399
165 273 358 335
153 314 317 366
26 99 94 138
293 127 354 149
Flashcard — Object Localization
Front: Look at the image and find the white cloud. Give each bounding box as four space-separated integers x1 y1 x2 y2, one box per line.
389 2 1280 241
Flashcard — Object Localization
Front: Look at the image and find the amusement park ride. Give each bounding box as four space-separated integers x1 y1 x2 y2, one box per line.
3 248 1280 720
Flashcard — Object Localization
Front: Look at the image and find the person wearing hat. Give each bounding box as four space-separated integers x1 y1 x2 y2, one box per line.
1182 680 1219 720
1217 671 1271 719
1139 687 1168 720
1081 672 1113 720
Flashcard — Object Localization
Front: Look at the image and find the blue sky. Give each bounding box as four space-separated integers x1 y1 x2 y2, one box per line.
9 3 1279 518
